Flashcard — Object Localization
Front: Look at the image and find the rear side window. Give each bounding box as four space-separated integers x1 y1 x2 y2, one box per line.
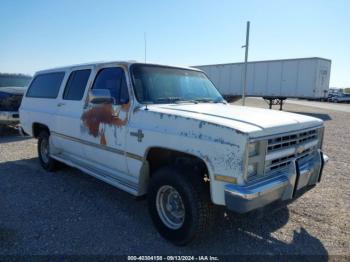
26 72 65 98
92 67 129 105
63 69 91 100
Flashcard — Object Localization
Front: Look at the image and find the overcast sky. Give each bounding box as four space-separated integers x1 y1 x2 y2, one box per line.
1 0 349 87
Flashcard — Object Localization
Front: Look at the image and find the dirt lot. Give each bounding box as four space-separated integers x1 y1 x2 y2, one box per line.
0 98 349 257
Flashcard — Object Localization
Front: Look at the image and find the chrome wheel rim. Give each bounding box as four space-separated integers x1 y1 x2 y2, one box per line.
40 137 50 164
156 185 185 229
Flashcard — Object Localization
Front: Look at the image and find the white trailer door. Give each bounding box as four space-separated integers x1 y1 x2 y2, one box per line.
316 60 331 98
296 60 316 98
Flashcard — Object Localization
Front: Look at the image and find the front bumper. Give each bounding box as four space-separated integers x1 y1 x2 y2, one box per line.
225 150 329 213
0 111 20 125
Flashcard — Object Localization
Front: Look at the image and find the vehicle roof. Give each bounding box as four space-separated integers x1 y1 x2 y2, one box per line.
35 61 202 74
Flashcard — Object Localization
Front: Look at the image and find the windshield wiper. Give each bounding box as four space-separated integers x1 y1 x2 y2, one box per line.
154 97 225 104
155 97 198 104
155 97 183 103
194 98 224 103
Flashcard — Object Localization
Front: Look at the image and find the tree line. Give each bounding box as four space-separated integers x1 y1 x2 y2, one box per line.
0 73 32 87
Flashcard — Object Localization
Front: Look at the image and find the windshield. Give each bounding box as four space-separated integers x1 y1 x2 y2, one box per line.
131 64 224 104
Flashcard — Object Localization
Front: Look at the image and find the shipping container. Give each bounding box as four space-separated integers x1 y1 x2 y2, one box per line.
195 57 331 101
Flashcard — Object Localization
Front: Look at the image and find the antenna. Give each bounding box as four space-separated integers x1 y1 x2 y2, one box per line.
241 21 250 106
144 32 147 63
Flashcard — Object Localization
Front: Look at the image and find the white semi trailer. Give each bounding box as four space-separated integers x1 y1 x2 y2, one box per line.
195 57 331 110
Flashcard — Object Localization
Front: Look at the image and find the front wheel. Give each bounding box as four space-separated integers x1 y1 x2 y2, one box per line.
147 166 215 245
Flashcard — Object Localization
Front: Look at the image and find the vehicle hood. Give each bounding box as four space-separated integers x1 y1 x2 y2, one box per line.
148 103 323 137
0 86 26 95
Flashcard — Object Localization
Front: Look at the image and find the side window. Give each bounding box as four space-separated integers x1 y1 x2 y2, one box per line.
63 69 91 100
92 67 129 104
26 72 65 98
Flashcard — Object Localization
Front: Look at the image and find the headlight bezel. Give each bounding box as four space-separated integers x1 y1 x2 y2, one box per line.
248 142 259 157
244 140 268 182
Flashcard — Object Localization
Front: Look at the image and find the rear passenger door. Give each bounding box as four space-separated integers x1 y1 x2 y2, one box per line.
53 67 92 159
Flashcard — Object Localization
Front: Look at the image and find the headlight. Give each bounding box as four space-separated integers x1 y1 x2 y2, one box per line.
248 142 259 157
247 163 258 177
245 140 267 181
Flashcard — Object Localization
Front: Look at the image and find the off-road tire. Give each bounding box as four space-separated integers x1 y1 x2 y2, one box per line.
147 166 215 245
38 130 58 171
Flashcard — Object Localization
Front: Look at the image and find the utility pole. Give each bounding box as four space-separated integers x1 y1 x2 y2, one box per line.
241 21 250 106
144 32 147 63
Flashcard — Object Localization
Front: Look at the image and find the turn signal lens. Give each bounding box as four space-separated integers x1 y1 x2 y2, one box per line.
247 163 258 178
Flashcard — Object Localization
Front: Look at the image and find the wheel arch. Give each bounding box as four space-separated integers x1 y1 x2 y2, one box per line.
142 146 214 200
145 146 212 177
32 122 50 138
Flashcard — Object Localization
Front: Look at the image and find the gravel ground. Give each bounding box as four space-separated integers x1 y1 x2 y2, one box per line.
0 99 349 257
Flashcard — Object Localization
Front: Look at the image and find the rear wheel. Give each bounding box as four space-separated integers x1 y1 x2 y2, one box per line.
38 130 58 171
147 166 215 245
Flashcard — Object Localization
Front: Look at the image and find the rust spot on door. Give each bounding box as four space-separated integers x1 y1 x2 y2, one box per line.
81 102 130 141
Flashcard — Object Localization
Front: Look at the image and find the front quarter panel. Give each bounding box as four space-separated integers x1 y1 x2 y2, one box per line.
126 108 248 205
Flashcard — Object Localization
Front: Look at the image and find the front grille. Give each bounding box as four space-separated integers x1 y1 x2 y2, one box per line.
267 129 317 152
265 128 320 173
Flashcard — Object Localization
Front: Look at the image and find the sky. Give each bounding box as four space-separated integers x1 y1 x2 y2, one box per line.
0 0 349 87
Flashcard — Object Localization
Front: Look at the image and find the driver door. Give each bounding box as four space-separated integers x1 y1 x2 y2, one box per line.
80 66 130 175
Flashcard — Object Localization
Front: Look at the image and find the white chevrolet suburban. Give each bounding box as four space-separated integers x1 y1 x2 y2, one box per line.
20 61 329 245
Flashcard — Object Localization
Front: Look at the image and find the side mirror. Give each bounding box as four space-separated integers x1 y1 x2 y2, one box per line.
89 89 114 104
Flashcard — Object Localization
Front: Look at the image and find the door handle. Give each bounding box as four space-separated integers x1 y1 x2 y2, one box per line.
57 102 66 107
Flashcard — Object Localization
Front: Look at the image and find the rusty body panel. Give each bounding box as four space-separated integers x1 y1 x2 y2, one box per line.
81 102 130 144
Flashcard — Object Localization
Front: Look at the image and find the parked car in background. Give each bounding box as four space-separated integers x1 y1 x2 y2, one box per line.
327 88 342 102
20 61 329 245
0 86 26 133
330 92 350 103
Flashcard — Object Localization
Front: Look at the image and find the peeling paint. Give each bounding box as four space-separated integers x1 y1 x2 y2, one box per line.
213 150 241 171
178 130 239 148
81 102 130 144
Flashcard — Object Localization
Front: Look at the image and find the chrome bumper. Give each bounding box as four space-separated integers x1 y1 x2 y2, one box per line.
0 111 20 124
225 150 329 213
